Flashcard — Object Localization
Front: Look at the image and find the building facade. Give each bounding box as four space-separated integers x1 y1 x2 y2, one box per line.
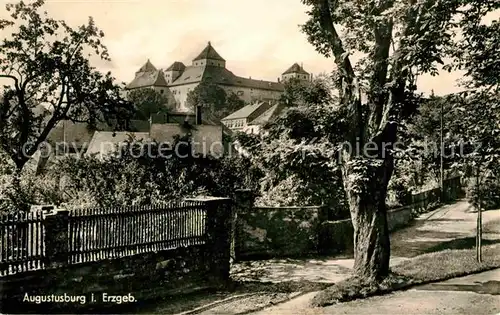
126 41 310 112
221 101 285 135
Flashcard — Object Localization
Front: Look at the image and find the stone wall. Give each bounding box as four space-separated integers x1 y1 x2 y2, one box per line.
0 245 215 313
232 178 462 260
232 190 328 260
318 206 414 256
387 205 413 231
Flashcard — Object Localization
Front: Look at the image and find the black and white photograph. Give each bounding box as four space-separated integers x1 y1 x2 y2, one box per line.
0 0 499 314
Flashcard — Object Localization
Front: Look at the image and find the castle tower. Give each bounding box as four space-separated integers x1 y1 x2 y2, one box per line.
281 62 310 82
192 41 226 68
126 59 169 93
135 59 157 77
164 61 186 84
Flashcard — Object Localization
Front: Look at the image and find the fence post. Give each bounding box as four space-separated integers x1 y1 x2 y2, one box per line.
232 189 255 262
203 197 233 283
43 208 69 268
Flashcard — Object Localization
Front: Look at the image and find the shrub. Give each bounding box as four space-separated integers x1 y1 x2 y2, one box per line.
466 177 500 210
1 136 259 211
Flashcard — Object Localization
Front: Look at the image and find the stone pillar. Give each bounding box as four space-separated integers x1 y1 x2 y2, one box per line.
43 208 69 268
185 197 233 283
232 189 255 262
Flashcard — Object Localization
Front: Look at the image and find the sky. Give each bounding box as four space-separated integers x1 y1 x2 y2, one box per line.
1 0 499 96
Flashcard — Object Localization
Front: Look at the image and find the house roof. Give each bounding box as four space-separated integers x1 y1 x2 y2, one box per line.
282 63 309 75
193 42 225 61
136 59 157 73
249 103 286 126
165 61 186 71
47 120 151 149
168 65 284 91
85 131 150 157
221 102 267 120
126 69 169 89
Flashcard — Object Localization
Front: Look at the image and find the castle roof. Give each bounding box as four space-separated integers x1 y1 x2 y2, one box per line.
168 65 284 92
193 41 225 62
127 69 169 89
165 61 186 71
282 63 309 75
136 59 157 73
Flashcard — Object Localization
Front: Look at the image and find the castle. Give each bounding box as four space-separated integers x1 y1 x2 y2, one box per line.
126 41 311 112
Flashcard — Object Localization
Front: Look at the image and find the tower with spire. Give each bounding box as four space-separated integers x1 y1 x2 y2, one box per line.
281 62 311 82
192 41 226 68
125 41 312 112
127 59 169 91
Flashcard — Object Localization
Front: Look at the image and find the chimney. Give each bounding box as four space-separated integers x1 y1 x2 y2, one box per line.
195 105 202 125
277 78 280 83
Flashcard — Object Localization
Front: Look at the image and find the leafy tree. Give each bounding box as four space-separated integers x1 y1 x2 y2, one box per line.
443 4 500 212
280 74 335 106
47 135 255 208
226 91 245 113
402 94 462 187
186 82 244 121
127 88 173 120
0 0 133 172
300 0 498 281
237 75 349 218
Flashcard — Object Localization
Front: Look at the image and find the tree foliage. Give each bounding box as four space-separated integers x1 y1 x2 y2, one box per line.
280 75 336 107
1 135 258 211
186 81 244 121
449 91 500 209
127 88 173 120
299 0 499 281
0 0 134 171
236 76 349 218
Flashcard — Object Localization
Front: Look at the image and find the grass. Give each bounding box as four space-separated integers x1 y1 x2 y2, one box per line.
393 243 500 282
312 243 500 307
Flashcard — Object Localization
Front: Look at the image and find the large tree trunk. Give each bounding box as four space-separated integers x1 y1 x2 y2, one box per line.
341 154 394 282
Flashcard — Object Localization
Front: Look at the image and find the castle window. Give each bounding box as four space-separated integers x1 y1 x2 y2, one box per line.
160 90 164 94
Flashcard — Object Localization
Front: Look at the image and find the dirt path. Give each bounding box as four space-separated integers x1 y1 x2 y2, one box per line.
236 201 500 315
231 201 500 285
247 269 500 315
391 201 500 257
